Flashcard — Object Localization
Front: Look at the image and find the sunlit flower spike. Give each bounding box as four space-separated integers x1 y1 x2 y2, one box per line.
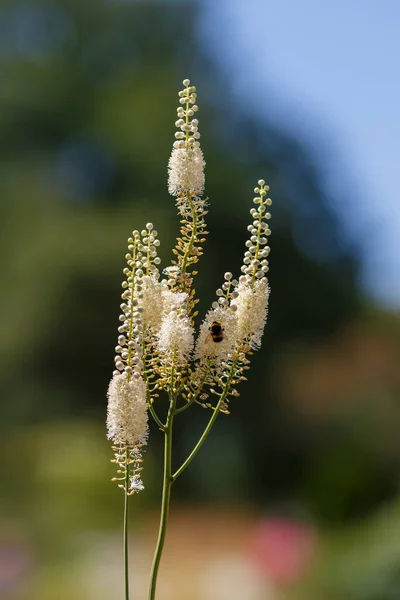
105 78 272 600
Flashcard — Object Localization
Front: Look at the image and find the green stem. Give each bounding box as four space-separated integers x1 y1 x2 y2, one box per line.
141 338 166 431
148 399 175 600
172 363 236 481
124 453 130 600
172 398 222 482
148 402 165 430
174 366 210 414
174 398 195 414
180 194 197 276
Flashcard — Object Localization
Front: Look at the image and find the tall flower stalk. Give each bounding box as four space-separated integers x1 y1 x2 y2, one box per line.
106 79 272 600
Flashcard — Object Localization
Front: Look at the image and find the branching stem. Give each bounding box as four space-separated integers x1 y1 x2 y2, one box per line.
123 449 130 600
148 402 165 430
173 361 236 481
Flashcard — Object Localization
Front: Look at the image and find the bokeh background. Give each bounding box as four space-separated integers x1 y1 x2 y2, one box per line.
1 1 399 599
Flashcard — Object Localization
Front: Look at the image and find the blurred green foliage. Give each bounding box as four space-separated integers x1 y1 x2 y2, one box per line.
0 1 399 599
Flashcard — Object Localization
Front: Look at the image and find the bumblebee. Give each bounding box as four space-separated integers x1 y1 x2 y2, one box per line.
208 321 224 343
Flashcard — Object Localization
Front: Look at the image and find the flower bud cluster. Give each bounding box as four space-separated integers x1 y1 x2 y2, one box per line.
212 271 239 311
239 180 271 285
140 222 161 276
114 223 163 366
173 79 201 151
113 230 144 379
111 444 146 495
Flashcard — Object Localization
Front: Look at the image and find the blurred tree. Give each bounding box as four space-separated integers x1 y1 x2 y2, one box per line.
1 0 384 523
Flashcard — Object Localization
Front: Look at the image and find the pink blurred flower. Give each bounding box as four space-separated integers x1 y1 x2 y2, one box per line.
248 517 317 584
0 537 32 594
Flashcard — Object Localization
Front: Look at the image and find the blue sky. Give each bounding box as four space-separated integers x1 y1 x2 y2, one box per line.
199 0 400 308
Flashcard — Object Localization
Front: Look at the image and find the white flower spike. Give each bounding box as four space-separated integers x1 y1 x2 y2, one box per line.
106 373 148 447
168 79 205 196
106 80 273 600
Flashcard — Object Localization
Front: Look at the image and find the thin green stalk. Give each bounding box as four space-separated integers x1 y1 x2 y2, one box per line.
174 367 209 414
172 363 236 482
124 451 130 600
172 398 222 482
148 359 235 597
180 194 198 275
148 356 177 600
142 339 166 431
174 397 195 414
147 405 174 600
148 401 165 430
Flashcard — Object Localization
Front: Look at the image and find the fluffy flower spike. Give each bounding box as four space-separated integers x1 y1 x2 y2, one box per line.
107 374 148 447
191 180 271 406
157 309 195 365
232 180 271 349
106 228 153 493
168 78 205 197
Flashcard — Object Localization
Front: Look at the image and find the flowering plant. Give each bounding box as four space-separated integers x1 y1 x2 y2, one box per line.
106 79 272 600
